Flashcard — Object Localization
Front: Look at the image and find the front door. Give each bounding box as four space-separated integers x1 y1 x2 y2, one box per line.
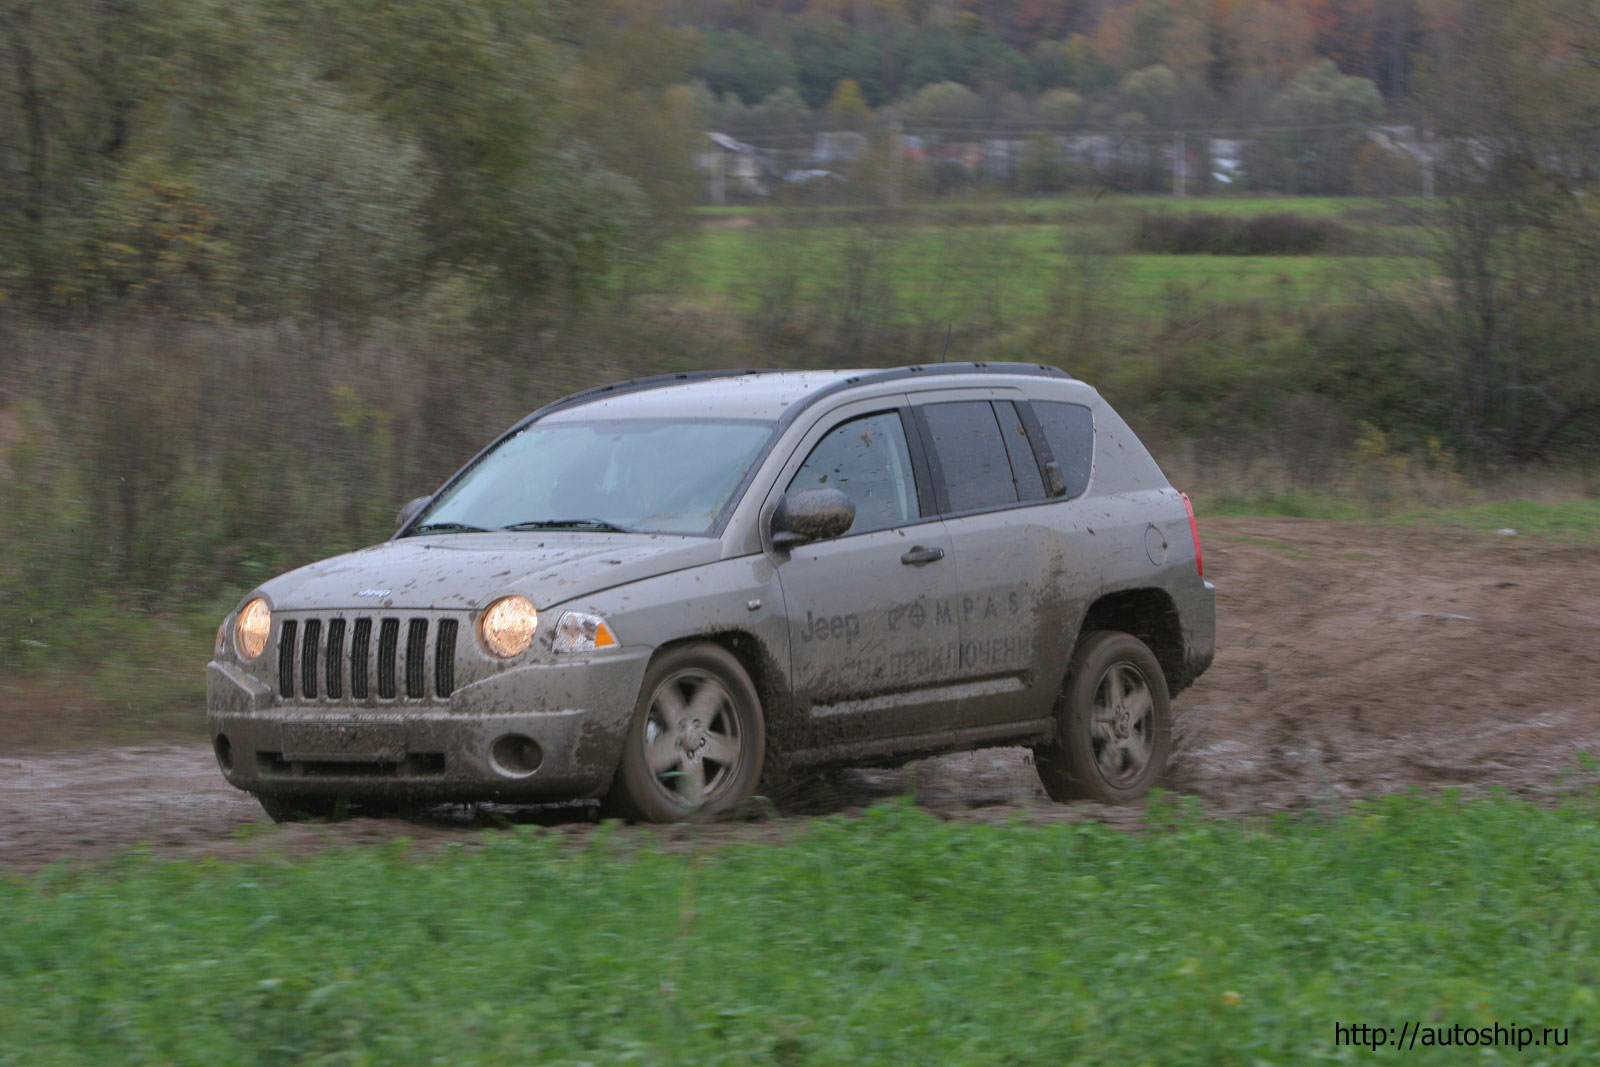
772 405 963 750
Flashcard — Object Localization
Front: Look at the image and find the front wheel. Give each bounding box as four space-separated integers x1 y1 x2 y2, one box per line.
606 644 766 822
1034 630 1172 805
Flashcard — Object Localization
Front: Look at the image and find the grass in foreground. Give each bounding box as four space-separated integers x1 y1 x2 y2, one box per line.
3 793 1599 1065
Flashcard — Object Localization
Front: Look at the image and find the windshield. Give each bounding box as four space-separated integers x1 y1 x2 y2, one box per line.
409 417 775 537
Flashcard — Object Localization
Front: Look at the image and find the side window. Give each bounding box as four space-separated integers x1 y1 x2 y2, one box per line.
920 401 1017 513
1033 401 1094 499
995 401 1046 501
787 411 919 533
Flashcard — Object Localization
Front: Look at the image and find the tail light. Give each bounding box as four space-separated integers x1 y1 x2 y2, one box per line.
1181 493 1203 577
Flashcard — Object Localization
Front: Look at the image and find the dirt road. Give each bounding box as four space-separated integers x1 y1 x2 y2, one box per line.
4 518 1597 872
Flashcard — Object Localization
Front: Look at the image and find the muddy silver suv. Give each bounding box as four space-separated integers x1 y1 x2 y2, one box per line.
208 363 1215 822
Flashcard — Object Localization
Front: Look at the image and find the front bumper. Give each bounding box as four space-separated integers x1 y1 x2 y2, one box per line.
206 648 652 803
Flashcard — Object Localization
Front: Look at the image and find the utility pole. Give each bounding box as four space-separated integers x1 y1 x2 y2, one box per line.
1421 119 1435 201
889 117 903 208
1173 130 1186 198
710 150 726 207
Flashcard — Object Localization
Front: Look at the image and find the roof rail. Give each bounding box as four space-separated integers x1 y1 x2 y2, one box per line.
526 360 1070 427
517 368 772 428
776 361 1071 427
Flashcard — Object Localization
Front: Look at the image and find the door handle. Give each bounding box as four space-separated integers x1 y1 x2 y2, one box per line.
900 546 945 566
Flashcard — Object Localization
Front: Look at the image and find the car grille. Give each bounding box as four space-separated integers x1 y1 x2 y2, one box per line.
276 615 460 703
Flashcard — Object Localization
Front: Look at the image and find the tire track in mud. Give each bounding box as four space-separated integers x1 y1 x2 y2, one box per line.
3 518 1598 872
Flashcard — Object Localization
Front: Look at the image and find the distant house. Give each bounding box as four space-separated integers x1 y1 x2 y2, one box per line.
698 131 844 203
699 132 775 201
812 131 867 164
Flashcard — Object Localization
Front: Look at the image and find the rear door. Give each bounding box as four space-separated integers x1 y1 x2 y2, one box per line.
767 398 963 748
909 391 1069 731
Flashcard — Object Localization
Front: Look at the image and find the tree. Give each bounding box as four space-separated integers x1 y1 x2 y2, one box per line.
1394 0 1600 462
1034 87 1087 124
828 77 874 127
0 0 268 305
692 29 799 104
0 0 654 315
1118 64 1183 125
1032 33 1118 93
1015 0 1093 41
279 0 647 308
1246 59 1383 192
1159 0 1219 91
196 85 430 318
898 80 985 125
1230 0 1316 89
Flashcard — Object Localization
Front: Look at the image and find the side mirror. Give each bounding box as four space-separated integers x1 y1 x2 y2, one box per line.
771 487 855 549
395 495 431 535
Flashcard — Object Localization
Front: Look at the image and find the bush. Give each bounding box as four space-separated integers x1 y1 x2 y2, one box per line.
1130 212 1350 255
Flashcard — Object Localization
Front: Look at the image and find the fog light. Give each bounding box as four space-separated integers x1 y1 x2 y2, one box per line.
490 734 543 777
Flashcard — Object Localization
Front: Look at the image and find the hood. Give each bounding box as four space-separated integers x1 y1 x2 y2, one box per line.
257 533 722 612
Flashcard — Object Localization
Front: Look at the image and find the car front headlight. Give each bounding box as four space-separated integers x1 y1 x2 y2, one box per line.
480 595 538 658
552 611 618 654
234 598 271 661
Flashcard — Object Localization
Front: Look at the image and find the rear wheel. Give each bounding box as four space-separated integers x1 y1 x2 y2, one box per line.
1034 630 1172 804
606 644 765 822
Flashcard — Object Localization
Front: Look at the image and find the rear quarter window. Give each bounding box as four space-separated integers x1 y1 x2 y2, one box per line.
1033 401 1094 499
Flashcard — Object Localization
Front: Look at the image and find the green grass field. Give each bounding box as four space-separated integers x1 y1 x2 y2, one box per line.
693 194 1396 220
4 794 1598 1064
677 194 1423 324
681 225 1410 322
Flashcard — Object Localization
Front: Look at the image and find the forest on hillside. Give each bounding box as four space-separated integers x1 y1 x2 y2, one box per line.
2 0 1593 319
669 0 1426 119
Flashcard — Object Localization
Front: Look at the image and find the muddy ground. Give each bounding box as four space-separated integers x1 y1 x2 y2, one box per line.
3 517 1597 873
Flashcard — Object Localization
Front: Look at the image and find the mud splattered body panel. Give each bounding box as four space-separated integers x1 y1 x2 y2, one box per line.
207 363 1215 808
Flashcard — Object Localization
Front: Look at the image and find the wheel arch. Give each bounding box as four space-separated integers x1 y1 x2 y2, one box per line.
651 628 790 726
1075 588 1187 695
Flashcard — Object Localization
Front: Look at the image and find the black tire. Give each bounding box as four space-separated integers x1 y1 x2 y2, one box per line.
606 644 766 822
1034 630 1172 804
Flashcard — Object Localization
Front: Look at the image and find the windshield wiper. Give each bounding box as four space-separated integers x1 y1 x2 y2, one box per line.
405 522 490 536
501 518 634 533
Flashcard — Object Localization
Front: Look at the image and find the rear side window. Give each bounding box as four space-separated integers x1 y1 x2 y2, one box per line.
919 401 1018 513
995 401 1045 501
1033 401 1094 499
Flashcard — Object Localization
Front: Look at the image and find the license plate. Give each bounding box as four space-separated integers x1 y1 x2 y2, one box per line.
281 722 406 761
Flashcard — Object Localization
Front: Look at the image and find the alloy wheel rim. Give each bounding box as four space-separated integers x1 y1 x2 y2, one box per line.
1089 662 1155 787
643 668 743 807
